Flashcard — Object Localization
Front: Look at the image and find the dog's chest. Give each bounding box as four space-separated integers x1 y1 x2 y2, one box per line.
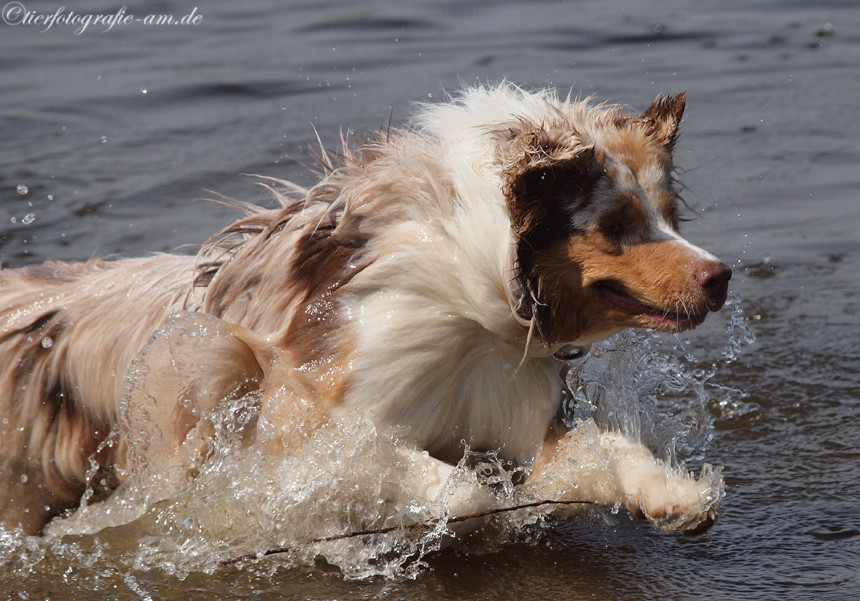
342 332 562 465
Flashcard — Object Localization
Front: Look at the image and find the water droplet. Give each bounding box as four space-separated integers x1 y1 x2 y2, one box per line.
100 136 108 144
41 336 53 349
20 474 28 483
21 213 35 225
9 216 17 224
141 87 148 94
16 184 28 195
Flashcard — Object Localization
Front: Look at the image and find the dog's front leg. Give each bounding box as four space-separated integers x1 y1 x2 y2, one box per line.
391 447 504 539
524 419 722 533
398 448 497 516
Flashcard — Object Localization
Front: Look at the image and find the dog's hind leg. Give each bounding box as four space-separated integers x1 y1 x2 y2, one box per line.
122 313 274 486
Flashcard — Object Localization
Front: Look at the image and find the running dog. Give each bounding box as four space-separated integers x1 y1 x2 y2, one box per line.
0 83 730 536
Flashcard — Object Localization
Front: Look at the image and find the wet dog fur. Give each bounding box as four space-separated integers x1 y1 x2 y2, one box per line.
0 83 731 535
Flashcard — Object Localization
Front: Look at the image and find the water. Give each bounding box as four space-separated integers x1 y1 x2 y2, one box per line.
2 0 859 599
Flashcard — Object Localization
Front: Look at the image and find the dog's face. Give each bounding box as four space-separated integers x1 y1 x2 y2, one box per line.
503 93 731 346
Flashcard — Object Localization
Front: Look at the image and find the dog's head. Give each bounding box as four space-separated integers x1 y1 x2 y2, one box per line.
501 92 731 346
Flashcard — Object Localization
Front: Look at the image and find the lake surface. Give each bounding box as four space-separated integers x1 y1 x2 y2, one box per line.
1 0 858 599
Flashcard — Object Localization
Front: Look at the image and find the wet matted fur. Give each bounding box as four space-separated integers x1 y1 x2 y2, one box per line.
0 83 731 535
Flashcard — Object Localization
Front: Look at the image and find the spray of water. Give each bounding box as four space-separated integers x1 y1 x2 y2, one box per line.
564 295 755 468
0 297 755 586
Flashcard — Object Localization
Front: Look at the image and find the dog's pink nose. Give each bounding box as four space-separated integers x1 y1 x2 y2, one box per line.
692 260 732 311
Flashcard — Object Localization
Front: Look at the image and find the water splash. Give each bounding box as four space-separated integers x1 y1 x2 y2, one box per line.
1 299 755 585
562 293 756 466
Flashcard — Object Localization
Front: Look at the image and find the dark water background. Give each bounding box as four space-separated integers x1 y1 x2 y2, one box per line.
1 0 858 599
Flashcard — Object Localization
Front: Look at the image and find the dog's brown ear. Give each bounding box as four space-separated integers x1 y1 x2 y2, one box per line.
503 134 599 343
503 130 598 246
641 92 686 152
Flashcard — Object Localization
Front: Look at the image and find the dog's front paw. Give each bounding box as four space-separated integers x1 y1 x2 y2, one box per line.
625 464 723 534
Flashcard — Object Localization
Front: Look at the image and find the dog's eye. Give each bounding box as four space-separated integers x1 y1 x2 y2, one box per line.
598 215 628 241
601 221 623 239
598 200 648 243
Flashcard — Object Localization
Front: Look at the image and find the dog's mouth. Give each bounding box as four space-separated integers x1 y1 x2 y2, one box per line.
595 281 705 331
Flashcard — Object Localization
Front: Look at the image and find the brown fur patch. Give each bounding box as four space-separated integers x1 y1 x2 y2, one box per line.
502 131 603 338
284 225 364 403
290 218 366 305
